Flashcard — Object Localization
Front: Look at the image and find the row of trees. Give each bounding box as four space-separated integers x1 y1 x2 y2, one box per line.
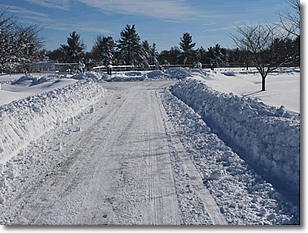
1 0 300 91
47 24 159 68
46 27 238 68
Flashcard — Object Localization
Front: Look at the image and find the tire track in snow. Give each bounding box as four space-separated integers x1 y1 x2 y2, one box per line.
144 90 182 225
157 91 227 225
2 81 184 225
3 80 235 225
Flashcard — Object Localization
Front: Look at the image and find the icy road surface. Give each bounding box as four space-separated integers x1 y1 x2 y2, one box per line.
3 80 226 225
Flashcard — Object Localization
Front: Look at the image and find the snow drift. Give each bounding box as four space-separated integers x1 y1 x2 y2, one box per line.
170 79 300 203
0 79 105 163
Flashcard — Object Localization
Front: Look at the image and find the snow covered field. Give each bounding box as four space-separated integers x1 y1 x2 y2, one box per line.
189 67 300 113
0 73 76 106
0 68 300 225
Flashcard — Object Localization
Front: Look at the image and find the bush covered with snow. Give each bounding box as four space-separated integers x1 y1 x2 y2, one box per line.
0 80 105 163
171 79 300 200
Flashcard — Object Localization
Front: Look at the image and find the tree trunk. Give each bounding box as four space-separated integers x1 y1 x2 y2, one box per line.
262 76 266 91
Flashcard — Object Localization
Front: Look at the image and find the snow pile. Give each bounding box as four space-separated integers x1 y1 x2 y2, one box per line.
8 71 105 87
161 89 299 224
0 79 105 163
107 71 148 82
170 79 300 202
72 71 106 82
105 69 191 82
11 74 69 86
164 68 193 80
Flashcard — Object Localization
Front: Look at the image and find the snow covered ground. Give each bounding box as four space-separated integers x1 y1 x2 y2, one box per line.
0 68 300 113
0 73 76 106
190 67 300 113
0 68 300 225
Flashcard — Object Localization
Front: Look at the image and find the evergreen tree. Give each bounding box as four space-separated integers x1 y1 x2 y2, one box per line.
158 46 181 65
92 35 116 65
150 43 159 65
61 31 86 63
179 32 196 64
140 40 159 66
195 46 207 65
140 40 151 67
117 24 142 66
206 44 227 69
46 48 66 62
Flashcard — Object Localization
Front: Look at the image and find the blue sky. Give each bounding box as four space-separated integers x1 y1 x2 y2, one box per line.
0 0 299 52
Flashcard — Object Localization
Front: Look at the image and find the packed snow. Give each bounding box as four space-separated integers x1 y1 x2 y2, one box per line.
0 67 300 225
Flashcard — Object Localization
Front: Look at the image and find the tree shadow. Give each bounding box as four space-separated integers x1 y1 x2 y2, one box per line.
242 90 263 97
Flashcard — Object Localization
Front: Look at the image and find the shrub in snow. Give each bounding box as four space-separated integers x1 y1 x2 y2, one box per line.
171 79 300 200
0 79 105 163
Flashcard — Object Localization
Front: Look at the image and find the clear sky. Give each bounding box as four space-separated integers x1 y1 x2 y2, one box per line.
0 0 300 53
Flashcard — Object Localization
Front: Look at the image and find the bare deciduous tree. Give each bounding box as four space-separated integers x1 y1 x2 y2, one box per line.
229 23 292 91
279 0 300 37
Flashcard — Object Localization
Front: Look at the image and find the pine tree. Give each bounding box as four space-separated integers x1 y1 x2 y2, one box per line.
179 32 196 65
117 25 142 66
206 44 227 70
92 35 116 65
150 43 159 65
61 31 86 63
195 46 207 65
158 46 181 65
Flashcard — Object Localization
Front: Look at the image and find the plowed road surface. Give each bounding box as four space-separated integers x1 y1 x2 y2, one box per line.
5 81 226 225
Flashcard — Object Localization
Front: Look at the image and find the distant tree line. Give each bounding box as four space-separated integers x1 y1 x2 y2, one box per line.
46 25 299 70
0 0 300 91
47 24 160 69
45 0 298 91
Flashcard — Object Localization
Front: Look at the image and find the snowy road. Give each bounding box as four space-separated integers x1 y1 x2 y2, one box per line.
3 81 227 225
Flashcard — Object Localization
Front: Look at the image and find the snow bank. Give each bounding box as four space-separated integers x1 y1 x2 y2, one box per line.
0 80 105 163
72 71 105 82
171 79 300 201
11 74 68 86
162 89 298 224
104 68 192 82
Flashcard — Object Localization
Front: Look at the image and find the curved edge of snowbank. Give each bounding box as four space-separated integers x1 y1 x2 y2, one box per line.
171 79 300 198
0 80 105 164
